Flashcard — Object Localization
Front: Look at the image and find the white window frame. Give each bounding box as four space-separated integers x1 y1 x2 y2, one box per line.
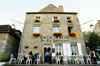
52 16 60 22
71 44 77 55
55 44 62 56
33 25 40 33
53 25 59 33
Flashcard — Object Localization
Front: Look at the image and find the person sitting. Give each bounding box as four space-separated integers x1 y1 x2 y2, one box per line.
28 51 34 64
20 51 27 64
34 51 39 64
91 51 97 64
45 49 50 62
56 50 62 64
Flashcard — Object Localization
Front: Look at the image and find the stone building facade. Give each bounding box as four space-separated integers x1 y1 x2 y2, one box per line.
0 25 21 61
19 4 86 62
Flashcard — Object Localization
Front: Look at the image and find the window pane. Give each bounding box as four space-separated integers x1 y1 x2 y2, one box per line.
71 45 77 55
34 25 40 33
55 44 62 55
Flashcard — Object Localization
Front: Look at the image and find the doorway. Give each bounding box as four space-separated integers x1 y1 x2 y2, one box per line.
44 47 50 62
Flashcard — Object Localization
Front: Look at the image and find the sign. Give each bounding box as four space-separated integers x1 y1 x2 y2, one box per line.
52 48 55 53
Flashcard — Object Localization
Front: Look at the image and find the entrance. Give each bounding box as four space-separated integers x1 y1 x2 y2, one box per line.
43 44 51 62
44 47 50 62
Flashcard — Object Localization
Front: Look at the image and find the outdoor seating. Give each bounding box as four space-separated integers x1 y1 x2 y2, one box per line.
63 55 68 65
67 56 74 64
86 55 92 64
74 55 79 65
56 55 61 65
34 55 41 64
26 55 32 65
9 54 16 64
17 54 24 65
79 55 85 65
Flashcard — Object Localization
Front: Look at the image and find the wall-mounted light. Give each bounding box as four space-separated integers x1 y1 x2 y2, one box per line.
90 24 94 29
11 24 15 29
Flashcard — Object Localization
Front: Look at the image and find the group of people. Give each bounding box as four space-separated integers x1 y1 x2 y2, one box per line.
45 49 52 64
89 51 98 64
20 51 39 64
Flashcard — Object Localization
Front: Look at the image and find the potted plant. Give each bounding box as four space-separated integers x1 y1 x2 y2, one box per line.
25 44 29 48
97 53 100 64
53 32 62 36
34 45 38 48
34 19 40 22
69 32 78 37
54 19 60 22
68 19 74 23
33 33 41 37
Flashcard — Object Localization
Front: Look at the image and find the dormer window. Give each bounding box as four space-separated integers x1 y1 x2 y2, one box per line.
54 16 58 19
36 16 40 19
53 16 60 22
34 16 40 22
67 16 74 23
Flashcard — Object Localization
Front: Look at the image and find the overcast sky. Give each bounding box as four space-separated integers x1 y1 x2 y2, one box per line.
0 0 100 32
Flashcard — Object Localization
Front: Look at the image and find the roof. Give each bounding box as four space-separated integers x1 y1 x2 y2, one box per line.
39 4 61 12
0 25 21 39
26 12 78 14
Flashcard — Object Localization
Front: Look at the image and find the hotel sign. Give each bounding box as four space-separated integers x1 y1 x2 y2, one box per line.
40 35 69 42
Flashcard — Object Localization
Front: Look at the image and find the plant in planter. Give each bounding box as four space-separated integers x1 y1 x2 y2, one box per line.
34 19 40 22
68 19 74 23
25 44 29 48
54 32 62 36
69 32 78 37
33 33 41 37
54 19 60 22
34 45 38 48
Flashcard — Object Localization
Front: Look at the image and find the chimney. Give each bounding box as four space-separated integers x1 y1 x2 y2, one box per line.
98 20 100 23
59 5 64 12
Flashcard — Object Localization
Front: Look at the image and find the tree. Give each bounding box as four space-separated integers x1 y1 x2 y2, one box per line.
83 31 100 50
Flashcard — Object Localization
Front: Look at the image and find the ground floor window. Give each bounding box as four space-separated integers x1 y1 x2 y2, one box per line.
55 44 62 55
71 44 77 55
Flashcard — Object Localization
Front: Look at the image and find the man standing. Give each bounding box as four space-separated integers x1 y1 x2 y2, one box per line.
49 49 52 64
45 49 50 62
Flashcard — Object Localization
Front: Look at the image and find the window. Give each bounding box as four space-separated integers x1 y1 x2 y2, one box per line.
71 44 77 55
33 25 40 33
53 25 59 32
55 44 62 55
68 25 74 33
67 16 71 21
36 16 40 19
54 16 58 19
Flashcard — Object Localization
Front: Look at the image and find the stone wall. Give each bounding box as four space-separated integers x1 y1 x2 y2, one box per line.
0 33 20 60
19 13 86 62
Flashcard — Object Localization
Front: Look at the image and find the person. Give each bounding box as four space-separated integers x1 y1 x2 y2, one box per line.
56 50 62 64
56 50 61 55
45 49 50 62
28 51 34 64
34 51 39 64
49 49 52 64
20 51 27 64
91 51 97 64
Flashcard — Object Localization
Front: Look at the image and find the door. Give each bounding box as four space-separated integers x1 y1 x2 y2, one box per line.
43 44 51 62
44 47 50 62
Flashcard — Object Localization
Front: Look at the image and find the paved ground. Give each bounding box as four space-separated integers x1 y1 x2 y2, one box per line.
2 64 100 66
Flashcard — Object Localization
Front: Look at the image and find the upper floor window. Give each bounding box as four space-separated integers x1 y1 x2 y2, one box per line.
68 25 74 33
36 16 40 19
53 25 59 33
71 44 77 55
67 16 74 23
54 16 58 19
67 16 71 21
33 25 40 33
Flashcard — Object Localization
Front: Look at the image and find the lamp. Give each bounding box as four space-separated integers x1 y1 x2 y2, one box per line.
11 24 15 29
90 24 94 29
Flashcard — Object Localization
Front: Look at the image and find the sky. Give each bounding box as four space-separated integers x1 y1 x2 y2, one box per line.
0 0 100 32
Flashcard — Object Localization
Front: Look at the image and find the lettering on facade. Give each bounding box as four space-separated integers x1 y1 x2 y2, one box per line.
40 35 69 42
